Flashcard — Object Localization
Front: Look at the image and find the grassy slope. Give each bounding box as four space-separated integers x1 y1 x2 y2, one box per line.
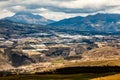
64 59 120 67
91 73 120 80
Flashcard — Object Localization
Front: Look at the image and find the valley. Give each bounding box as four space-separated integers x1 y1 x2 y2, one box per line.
0 28 120 74
0 13 120 80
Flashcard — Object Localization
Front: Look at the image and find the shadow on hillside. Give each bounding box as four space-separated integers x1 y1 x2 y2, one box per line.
0 66 120 80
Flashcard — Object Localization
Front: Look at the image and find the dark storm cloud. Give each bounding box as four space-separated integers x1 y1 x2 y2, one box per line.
24 3 117 14
2 0 120 14
43 6 116 13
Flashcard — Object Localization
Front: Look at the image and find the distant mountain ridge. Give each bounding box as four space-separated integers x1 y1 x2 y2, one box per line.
4 12 55 25
2 13 120 32
49 13 120 32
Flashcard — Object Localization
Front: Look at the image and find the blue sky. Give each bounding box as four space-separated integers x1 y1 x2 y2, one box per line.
0 0 120 20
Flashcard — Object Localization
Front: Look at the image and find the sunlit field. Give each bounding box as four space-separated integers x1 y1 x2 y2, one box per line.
0 73 119 80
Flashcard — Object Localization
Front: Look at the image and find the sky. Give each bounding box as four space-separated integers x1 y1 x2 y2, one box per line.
0 0 120 21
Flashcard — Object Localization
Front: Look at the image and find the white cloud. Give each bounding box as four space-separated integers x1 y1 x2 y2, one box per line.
10 5 26 12
39 10 94 21
0 9 14 19
104 6 120 14
59 0 107 8
0 0 120 20
0 1 10 9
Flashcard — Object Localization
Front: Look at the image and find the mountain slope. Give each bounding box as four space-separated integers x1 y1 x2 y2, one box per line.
0 50 13 71
0 20 58 38
82 46 120 60
4 12 55 25
0 20 46 38
0 20 33 38
49 13 120 32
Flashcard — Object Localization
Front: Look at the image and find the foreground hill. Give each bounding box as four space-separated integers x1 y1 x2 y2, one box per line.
49 13 120 32
82 46 120 60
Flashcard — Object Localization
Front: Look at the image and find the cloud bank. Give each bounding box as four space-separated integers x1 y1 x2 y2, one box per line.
0 0 120 20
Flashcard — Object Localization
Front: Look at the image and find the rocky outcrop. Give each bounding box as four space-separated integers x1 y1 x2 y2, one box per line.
0 49 13 71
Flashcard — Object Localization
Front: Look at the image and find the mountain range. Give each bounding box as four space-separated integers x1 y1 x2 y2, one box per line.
2 12 120 32
49 13 120 32
4 12 55 25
